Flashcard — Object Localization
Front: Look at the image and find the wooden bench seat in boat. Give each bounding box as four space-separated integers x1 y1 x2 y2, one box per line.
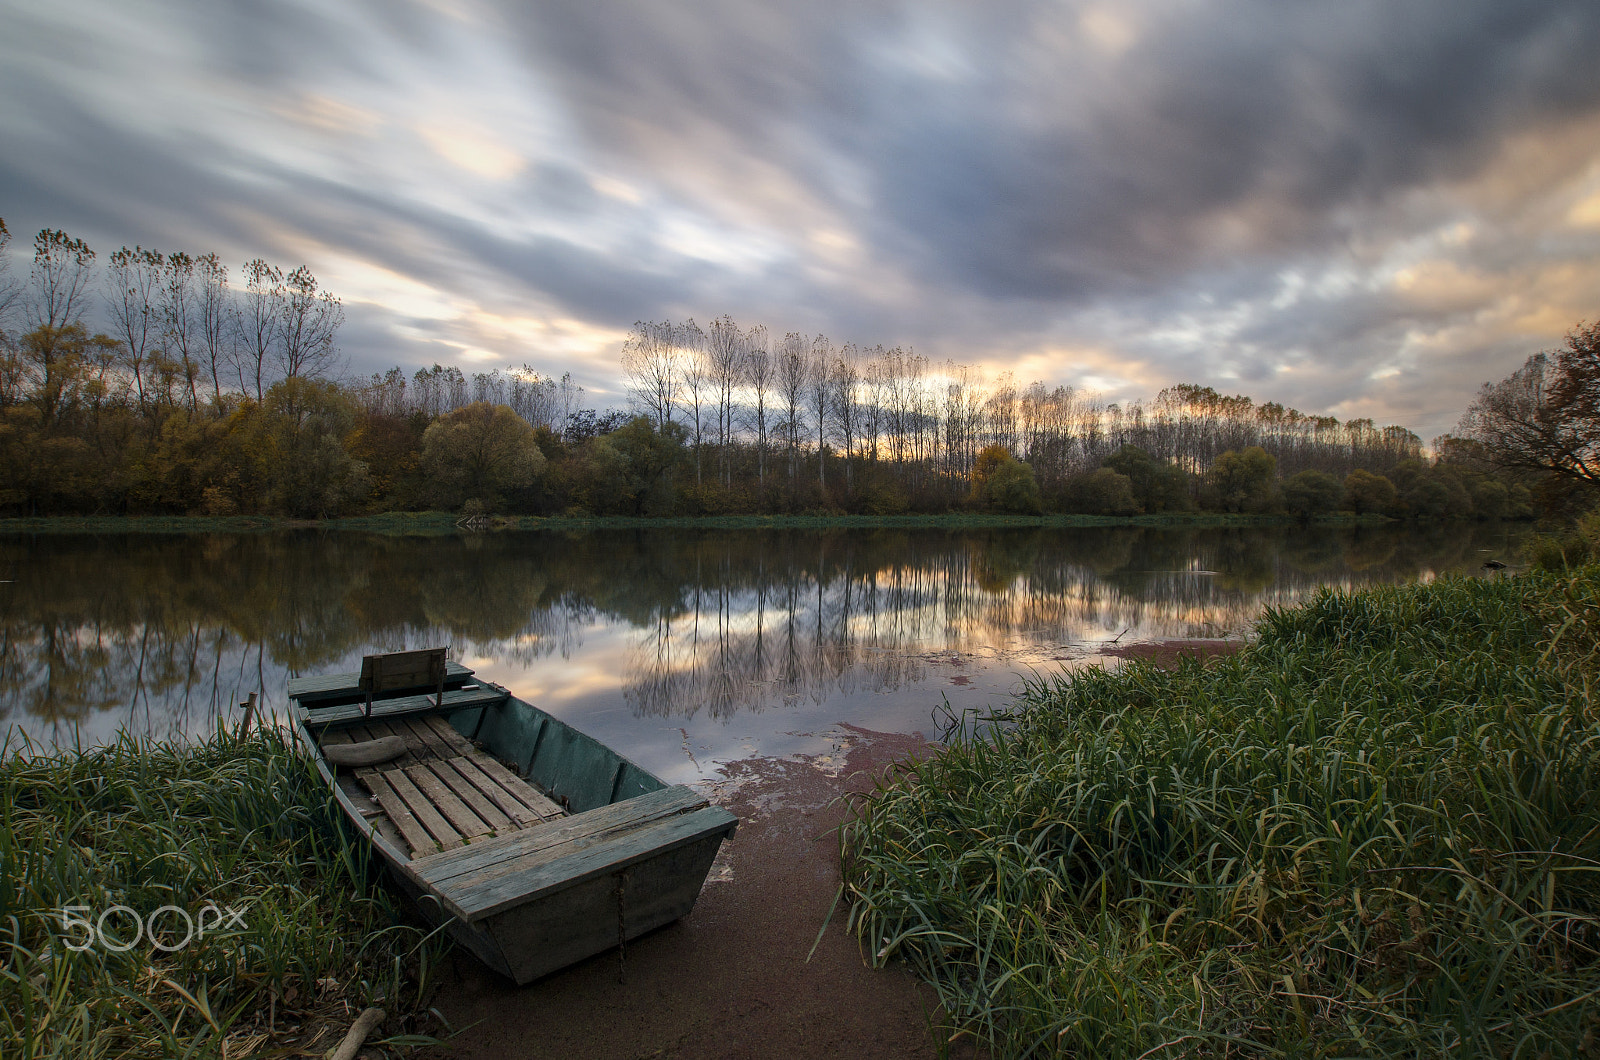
303 685 508 727
320 713 566 858
288 660 475 705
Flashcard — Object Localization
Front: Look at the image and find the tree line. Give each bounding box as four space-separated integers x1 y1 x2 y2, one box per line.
0 217 1532 519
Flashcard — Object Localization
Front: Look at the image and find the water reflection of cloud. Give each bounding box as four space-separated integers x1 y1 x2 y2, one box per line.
0 524 1530 761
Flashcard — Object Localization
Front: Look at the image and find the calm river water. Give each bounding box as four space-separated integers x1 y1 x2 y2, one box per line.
0 523 1527 782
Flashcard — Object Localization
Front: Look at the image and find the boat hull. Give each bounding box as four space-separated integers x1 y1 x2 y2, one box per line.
292 669 736 985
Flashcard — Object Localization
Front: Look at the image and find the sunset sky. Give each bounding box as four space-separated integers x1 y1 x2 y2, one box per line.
3 0 1600 441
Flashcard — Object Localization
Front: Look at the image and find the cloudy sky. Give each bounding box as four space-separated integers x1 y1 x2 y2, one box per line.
3 0 1600 441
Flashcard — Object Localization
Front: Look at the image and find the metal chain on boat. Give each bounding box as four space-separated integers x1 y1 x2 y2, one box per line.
615 868 630 982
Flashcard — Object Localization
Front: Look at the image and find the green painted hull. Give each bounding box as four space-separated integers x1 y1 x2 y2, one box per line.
293 671 737 984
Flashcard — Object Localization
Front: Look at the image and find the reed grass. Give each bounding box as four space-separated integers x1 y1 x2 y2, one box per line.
0 725 447 1059
842 570 1600 1057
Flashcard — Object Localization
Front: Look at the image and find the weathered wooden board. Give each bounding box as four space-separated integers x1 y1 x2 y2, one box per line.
414 784 708 884
402 716 453 759
288 661 473 703
447 806 737 921
338 775 408 851
357 769 438 857
301 685 507 726
489 827 730 984
379 718 430 758
421 714 478 756
361 647 447 697
446 756 547 827
470 754 565 821
472 699 548 779
405 763 493 840
381 768 463 853
428 759 513 832
441 801 729 907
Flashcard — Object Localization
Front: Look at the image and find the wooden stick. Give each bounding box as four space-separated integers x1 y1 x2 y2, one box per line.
326 1006 384 1060
239 692 258 736
322 735 407 768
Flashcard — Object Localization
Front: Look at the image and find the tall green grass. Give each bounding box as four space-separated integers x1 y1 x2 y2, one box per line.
842 571 1600 1057
0 725 446 1058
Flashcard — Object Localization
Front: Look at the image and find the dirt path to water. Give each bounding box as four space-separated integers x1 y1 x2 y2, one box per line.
421 725 975 1060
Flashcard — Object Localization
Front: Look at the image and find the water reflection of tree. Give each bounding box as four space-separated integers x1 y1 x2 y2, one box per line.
616 524 1529 719
0 522 1529 741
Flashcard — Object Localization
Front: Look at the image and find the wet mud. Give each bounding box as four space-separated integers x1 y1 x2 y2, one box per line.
421 725 971 1060
1099 637 1244 669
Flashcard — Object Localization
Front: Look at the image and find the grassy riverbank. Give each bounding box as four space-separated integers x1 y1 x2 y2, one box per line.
0 511 1393 535
0 727 446 1059
842 570 1600 1057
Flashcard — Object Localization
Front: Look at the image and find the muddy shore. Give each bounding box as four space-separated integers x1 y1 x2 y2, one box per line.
422 639 1240 1058
1099 637 1244 668
423 724 972 1060
416 643 1235 1056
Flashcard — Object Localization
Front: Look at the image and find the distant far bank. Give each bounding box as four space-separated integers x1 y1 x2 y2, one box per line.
0 510 1416 535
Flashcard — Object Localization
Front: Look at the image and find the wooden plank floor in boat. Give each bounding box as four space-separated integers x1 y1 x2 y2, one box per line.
322 714 566 860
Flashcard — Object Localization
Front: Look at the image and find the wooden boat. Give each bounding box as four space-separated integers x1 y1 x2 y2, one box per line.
289 648 738 985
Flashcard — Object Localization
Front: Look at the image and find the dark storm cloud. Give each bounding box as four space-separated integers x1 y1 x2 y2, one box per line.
505 0 1600 300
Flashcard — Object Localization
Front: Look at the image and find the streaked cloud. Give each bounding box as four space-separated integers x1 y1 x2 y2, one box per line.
2 0 1599 440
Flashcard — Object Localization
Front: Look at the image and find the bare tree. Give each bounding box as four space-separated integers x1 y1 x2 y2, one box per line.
195 254 233 406
808 334 833 491
707 315 745 486
985 371 1018 455
20 227 111 429
508 364 559 428
0 220 25 408
278 265 343 382
413 365 442 417
862 346 888 465
238 258 282 400
364 366 409 416
0 219 20 342
831 344 860 491
444 364 468 410
942 363 983 479
472 369 506 406
883 344 915 466
161 251 199 411
679 320 709 485
107 246 165 412
558 371 586 435
28 228 96 331
744 324 773 492
776 331 807 494
621 320 681 430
